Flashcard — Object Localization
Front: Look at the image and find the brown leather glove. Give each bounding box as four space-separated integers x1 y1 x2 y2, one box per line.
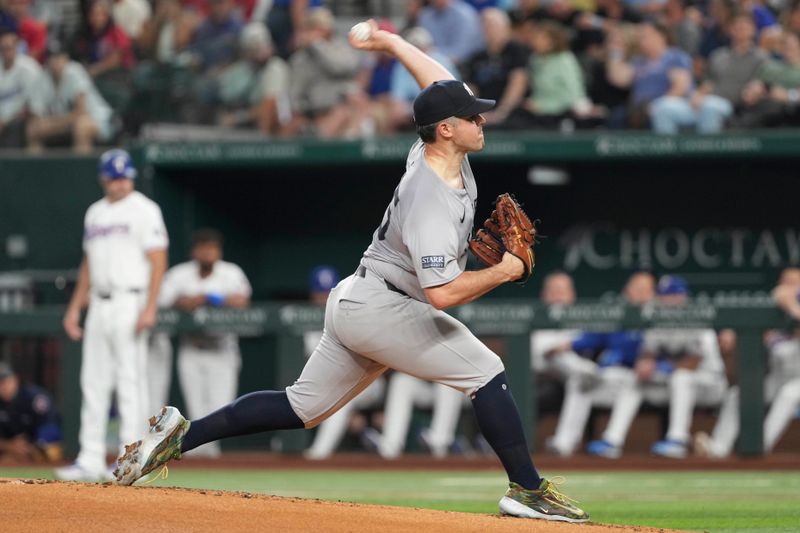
468 193 537 283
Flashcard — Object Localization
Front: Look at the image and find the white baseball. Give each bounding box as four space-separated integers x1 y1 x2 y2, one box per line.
350 22 373 42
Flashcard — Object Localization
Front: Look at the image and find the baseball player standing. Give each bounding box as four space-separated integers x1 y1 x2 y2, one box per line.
57 149 168 481
158 229 251 458
115 22 587 523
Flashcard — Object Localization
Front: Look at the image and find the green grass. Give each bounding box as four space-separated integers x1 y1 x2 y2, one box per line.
2 467 799 532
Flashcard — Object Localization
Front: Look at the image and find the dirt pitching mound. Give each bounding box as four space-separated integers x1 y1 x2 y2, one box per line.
0 478 675 533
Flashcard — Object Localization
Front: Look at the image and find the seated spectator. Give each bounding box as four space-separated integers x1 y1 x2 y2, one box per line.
184 0 244 123
652 10 765 133
573 0 643 56
584 25 634 128
1 0 47 62
388 27 458 132
136 0 194 63
663 0 703 56
697 0 735 77
216 22 289 134
735 31 800 128
418 0 485 66
189 0 242 72
0 29 41 148
283 7 366 138
70 0 136 113
264 0 323 60
462 8 530 127
762 0 800 55
126 0 198 130
111 0 151 43
607 21 693 130
27 42 115 153
0 362 63 463
506 21 593 129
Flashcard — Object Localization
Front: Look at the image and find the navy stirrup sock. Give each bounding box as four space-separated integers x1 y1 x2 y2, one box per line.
471 371 542 490
181 391 304 453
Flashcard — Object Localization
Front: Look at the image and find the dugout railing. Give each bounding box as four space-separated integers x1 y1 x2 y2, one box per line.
0 300 790 457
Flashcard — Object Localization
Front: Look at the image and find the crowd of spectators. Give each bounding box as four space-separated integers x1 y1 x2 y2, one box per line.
4 0 800 150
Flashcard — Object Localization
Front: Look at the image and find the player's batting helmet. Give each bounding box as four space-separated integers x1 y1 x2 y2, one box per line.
99 149 137 180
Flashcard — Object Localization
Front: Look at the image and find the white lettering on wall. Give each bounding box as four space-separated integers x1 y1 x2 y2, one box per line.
654 228 690 269
752 230 782 267
784 229 800 264
620 229 652 269
561 226 800 271
693 229 722 268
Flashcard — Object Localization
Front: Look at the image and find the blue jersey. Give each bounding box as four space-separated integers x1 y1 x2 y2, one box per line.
571 331 643 368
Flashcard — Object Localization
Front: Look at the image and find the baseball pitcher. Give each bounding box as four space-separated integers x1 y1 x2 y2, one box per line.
114 21 587 523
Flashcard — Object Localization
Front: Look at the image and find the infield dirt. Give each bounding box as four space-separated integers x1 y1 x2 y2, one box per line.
1 478 677 533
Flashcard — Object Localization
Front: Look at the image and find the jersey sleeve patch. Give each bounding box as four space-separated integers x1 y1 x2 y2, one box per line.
421 255 445 269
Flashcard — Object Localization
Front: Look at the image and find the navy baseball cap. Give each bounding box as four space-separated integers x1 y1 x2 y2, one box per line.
413 80 495 126
99 148 137 180
0 361 13 380
656 275 689 296
309 266 340 293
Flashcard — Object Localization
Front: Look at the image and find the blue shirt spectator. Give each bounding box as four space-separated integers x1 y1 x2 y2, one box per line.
632 47 692 105
418 0 485 65
191 0 244 71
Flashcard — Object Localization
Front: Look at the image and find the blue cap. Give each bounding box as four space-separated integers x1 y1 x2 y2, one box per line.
99 149 137 179
656 275 689 296
309 266 340 293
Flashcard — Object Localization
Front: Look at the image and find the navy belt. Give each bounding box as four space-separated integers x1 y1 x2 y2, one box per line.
96 288 143 300
356 265 407 296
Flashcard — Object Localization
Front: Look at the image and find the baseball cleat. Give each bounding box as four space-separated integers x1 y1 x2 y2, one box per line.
651 439 688 459
499 478 589 523
586 439 622 459
113 406 190 486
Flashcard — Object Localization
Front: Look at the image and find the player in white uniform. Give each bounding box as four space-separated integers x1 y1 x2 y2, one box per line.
546 271 655 457
57 149 168 481
531 272 583 386
695 267 800 457
116 23 587 523
157 229 251 457
586 275 727 459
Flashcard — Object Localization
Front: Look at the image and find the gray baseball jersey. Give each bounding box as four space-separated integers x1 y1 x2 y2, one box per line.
285 140 503 428
362 139 476 303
